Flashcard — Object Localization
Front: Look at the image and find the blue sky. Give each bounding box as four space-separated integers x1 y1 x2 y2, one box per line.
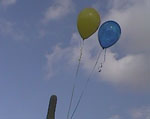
0 0 150 119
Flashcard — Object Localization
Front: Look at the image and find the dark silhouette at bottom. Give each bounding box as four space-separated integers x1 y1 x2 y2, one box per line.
47 95 57 119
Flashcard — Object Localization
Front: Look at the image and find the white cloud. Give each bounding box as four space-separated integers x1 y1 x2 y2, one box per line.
100 51 150 89
131 106 150 119
108 115 121 119
46 31 150 89
45 0 150 90
94 0 150 89
104 0 150 54
0 0 16 7
43 0 74 23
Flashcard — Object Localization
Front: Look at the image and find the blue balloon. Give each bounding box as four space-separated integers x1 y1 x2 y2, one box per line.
98 20 121 49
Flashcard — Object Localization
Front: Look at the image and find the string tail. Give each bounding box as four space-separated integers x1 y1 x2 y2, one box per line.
98 48 107 72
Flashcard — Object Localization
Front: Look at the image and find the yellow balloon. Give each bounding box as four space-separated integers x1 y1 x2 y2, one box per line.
77 8 101 40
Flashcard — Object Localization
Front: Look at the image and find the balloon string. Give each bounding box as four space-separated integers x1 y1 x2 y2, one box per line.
70 49 103 119
67 40 84 119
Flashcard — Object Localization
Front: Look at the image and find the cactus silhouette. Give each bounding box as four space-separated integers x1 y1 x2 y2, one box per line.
47 95 57 119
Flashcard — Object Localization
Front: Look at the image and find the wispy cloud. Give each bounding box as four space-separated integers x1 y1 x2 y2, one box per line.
107 0 142 10
45 44 73 79
108 106 150 119
108 115 121 119
43 0 74 23
0 19 25 40
0 0 16 7
45 33 81 79
131 106 150 119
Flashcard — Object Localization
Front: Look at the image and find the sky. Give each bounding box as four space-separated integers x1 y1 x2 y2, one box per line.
0 0 150 119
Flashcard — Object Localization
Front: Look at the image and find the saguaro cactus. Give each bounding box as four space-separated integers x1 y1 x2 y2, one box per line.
47 95 57 119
